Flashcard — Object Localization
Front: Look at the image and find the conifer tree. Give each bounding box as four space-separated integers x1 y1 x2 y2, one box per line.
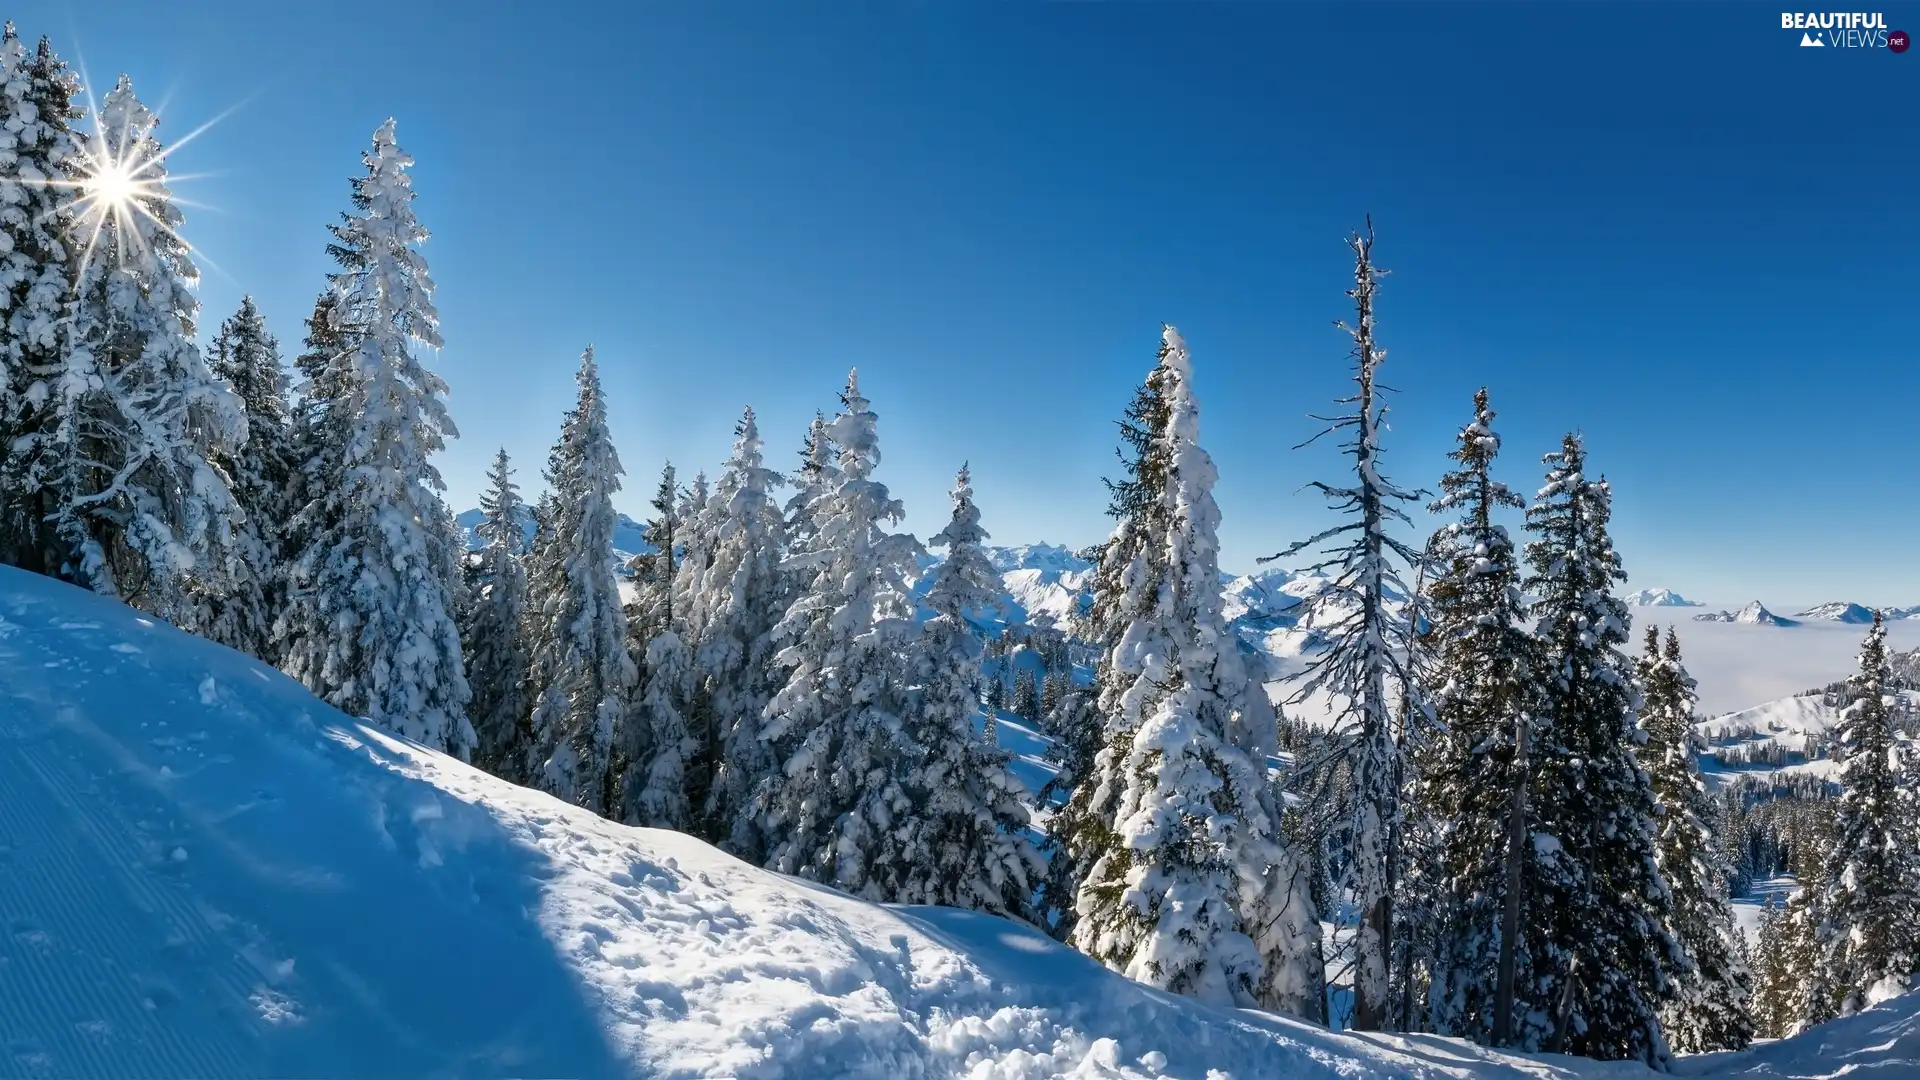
1819 611 1920 1011
193 297 294 660
462 448 530 781
1752 895 1791 1038
752 371 923 895
28 76 247 621
0 25 81 575
524 347 632 812
1013 667 1041 723
278 120 472 758
782 412 837 583
692 408 787 854
1412 388 1537 1043
1046 337 1173 946
896 465 1042 918
1265 224 1423 1030
1641 626 1755 1051
1783 888 1837 1033
1521 434 1681 1063
1071 327 1321 1017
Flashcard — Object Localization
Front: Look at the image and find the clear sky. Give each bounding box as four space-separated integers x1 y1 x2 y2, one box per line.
13 1 1916 609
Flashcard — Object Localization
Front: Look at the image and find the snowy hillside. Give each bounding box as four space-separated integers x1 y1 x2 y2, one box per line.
1794 602 1877 624
4 571 1917 1078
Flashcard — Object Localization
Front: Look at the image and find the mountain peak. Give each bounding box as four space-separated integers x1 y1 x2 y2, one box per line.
1623 587 1701 607
1695 601 1796 626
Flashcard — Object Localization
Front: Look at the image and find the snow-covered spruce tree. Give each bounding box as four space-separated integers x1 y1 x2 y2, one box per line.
1072 326 1322 1017
894 464 1042 918
693 407 787 853
1411 388 1538 1043
28 76 247 622
1819 611 1920 1012
523 347 632 813
752 370 924 896
618 460 697 827
461 448 531 782
1752 896 1791 1038
1640 626 1755 1051
192 297 294 661
781 412 838 597
1042 340 1173 944
277 119 472 758
0 25 81 575
1013 667 1041 723
1783 887 1837 1033
1265 224 1423 1031
667 468 720 820
1521 434 1681 1063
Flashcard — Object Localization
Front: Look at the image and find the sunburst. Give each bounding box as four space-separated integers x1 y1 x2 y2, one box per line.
25 67 239 285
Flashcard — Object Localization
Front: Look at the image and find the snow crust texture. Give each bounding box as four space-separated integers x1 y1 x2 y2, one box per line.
0 565 1914 1079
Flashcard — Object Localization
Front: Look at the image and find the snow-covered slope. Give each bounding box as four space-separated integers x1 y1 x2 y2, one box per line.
3 571 1919 1077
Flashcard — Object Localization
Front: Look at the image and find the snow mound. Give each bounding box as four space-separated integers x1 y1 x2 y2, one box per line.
1623 588 1702 608
1796 602 1881 624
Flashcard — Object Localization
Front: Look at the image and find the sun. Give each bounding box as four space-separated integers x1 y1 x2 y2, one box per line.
82 157 146 216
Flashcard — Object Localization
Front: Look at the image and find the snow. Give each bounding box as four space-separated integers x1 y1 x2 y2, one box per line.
3 566 1919 1076
1692 602 1796 627
1630 618 1920 717
1623 589 1702 608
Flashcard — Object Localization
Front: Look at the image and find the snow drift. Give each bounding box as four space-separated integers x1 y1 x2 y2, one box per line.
1 565 1916 1079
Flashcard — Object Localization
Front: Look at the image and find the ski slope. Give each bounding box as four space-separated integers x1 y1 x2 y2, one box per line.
0 565 1915 1079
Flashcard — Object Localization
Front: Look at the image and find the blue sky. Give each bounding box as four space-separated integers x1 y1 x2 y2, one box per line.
15 1 1917 608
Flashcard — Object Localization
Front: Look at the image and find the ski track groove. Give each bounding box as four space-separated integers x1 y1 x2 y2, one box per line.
0 698 262 1077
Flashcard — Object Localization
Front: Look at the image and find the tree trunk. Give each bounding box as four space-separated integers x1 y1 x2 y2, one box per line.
1493 707 1530 1045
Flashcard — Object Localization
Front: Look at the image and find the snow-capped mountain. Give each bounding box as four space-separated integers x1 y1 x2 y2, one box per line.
1694 601 1796 627
1795 601 1878 624
1624 588 1702 607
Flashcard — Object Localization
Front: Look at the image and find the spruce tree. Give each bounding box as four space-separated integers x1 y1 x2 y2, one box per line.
1641 626 1755 1051
1522 434 1682 1063
1412 388 1537 1043
0 25 81 575
693 407 787 854
896 465 1042 918
30 76 247 621
1045 337 1173 947
782 412 838 586
1013 666 1041 723
193 297 294 661
1265 224 1423 1030
1819 611 1920 1011
524 347 633 813
752 371 923 896
1752 895 1791 1038
462 448 530 781
1070 326 1321 1017
278 120 472 758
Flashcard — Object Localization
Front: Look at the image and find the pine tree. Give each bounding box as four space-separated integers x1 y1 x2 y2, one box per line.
1071 326 1321 1017
1521 434 1681 1063
1045 336 1173 947
192 297 294 661
277 120 472 758
1013 666 1041 723
752 370 923 896
1412 388 1537 1043
895 464 1043 918
1783 887 1837 1033
1266 224 1423 1030
28 76 247 621
1819 611 1920 1011
1641 626 1755 1052
693 407 787 854
1752 895 1791 1037
782 412 837 587
0 25 81 575
524 347 632 813
462 448 530 781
